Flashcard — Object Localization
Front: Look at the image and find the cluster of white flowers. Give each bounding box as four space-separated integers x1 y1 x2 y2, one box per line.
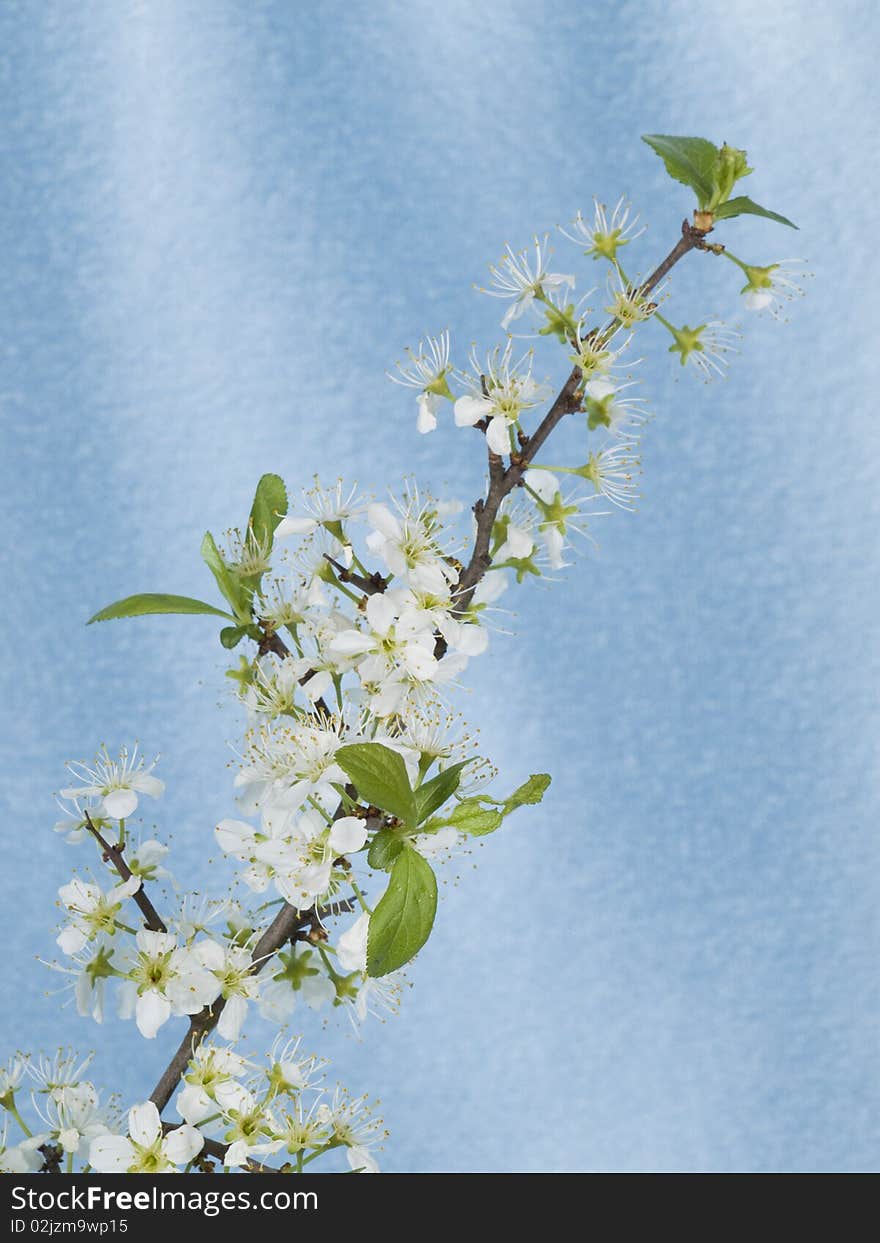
2 164 804 1175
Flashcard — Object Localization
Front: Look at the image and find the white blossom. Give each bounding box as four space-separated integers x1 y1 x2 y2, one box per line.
479 235 574 329
89 1101 202 1173
60 745 164 821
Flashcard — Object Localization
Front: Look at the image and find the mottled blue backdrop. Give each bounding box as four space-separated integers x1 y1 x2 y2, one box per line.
1 0 877 1172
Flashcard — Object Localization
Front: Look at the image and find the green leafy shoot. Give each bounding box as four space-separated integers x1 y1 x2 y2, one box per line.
88 593 237 625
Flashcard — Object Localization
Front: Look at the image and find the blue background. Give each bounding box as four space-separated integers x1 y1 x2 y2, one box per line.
1 0 877 1172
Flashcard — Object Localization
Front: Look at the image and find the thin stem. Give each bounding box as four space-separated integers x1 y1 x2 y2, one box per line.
348 877 372 916
8 1103 32 1137
84 813 167 934
446 219 706 626
144 219 708 1126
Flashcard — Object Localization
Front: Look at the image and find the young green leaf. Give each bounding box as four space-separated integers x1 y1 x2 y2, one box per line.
414 761 469 824
438 799 504 838
712 196 797 228
367 847 437 977
248 473 288 552
367 828 405 872
641 134 719 207
710 143 752 209
200 531 250 621
220 624 261 649
87 594 236 625
335 743 418 827
503 773 552 813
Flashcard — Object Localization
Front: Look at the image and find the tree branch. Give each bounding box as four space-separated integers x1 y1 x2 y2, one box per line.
84 813 167 934
145 219 708 1130
450 218 707 619
323 555 388 596
148 898 355 1113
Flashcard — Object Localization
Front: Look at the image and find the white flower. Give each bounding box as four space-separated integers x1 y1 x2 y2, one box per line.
42 941 117 1023
336 912 369 973
583 378 648 440
454 344 549 456
262 809 364 910
258 947 336 1023
560 196 645 261
215 805 300 893
234 719 348 816
494 519 535 565
365 488 459 592
568 321 635 388
242 656 304 719
275 479 365 540
60 745 164 820
0 1125 46 1174
89 1102 203 1173
220 1089 282 1168
117 930 219 1039
523 468 594 569
56 875 141 955
330 591 439 685
271 1097 333 1158
53 796 105 845
604 270 663 328
737 259 807 318
480 235 574 329
26 1050 95 1108
577 444 641 510
388 331 454 434
177 1045 252 1126
265 1035 322 1097
193 940 261 1041
321 1090 385 1173
126 839 170 883
0 1054 29 1106
32 1080 114 1157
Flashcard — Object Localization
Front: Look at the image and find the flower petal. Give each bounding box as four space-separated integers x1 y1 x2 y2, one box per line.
164 1124 204 1166
102 788 139 819
329 816 368 855
128 1101 161 1147
453 395 491 427
88 1135 135 1173
486 415 512 456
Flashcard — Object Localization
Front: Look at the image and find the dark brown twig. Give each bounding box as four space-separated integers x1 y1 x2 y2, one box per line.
323 555 388 596
148 898 354 1112
84 812 167 934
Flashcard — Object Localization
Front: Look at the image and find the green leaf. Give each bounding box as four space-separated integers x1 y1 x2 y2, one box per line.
220 624 261 649
87 593 236 625
641 134 720 207
414 761 469 824
503 773 552 813
712 196 797 229
200 531 250 621
367 847 437 977
248 473 288 551
335 743 418 827
438 799 504 838
367 828 405 872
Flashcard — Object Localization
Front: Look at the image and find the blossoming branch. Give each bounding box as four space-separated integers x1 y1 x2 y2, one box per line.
0 135 805 1176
